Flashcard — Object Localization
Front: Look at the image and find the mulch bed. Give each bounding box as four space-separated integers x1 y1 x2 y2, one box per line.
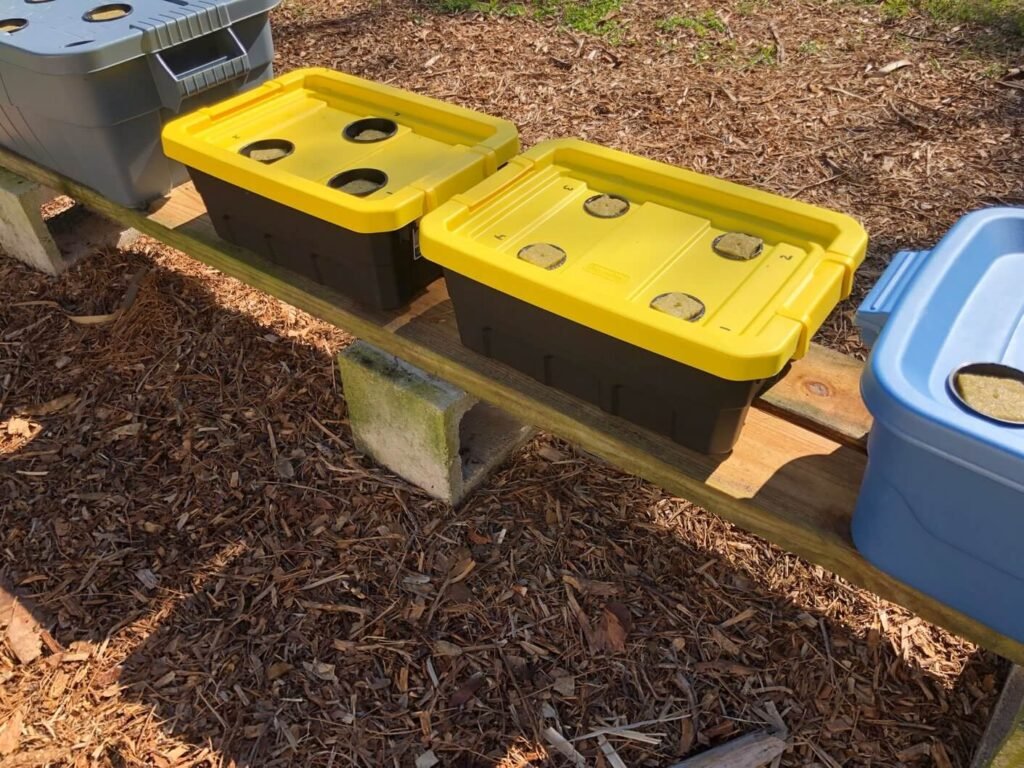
2 0 1022 765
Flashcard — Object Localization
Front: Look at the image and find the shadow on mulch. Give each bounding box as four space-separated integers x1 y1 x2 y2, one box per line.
893 16 1024 59
0 245 1003 766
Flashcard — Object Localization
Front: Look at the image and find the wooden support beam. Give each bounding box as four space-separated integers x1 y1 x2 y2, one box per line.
757 344 871 450
3 145 1022 666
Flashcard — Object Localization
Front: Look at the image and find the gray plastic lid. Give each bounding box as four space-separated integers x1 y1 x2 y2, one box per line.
0 0 279 75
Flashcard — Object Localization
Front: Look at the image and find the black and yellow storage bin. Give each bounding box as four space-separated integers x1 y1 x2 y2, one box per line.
420 140 868 453
161 68 520 310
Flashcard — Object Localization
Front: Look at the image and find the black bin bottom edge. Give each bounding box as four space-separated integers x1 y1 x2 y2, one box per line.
188 169 442 311
445 270 782 455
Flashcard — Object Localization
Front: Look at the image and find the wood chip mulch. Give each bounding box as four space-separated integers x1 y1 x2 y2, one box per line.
2 0 1022 765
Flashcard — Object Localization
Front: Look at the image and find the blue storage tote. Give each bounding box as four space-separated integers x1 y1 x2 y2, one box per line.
0 0 279 207
853 207 1024 641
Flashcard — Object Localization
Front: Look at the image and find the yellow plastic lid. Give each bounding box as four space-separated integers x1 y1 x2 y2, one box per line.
161 68 520 234
420 139 867 381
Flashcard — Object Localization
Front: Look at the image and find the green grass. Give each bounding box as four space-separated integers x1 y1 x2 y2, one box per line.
881 0 912 19
425 0 625 37
746 42 778 67
736 0 771 14
687 37 737 64
655 10 727 36
429 0 526 15
561 0 623 34
655 10 733 63
692 40 714 62
848 0 1024 36
652 9 783 68
982 61 1006 77
922 0 1024 35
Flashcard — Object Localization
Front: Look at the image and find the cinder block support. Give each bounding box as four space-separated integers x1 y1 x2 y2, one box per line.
338 341 535 504
0 169 136 276
973 665 1024 768
0 168 68 275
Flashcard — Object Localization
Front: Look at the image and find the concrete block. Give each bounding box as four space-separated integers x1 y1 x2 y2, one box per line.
0 168 67 275
47 203 140 265
973 664 1024 768
338 341 534 504
0 170 133 276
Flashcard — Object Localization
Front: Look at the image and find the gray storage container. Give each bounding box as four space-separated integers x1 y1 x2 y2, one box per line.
0 0 279 206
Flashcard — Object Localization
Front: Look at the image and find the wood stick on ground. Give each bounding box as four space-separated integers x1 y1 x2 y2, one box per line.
769 22 785 64
668 729 788 768
542 727 588 767
597 735 628 768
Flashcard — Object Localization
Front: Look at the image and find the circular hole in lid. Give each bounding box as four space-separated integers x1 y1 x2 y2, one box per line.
949 363 1024 426
517 243 567 270
343 118 399 144
84 3 131 21
650 292 705 321
239 138 294 165
584 193 630 219
713 232 764 261
0 18 28 32
328 168 388 197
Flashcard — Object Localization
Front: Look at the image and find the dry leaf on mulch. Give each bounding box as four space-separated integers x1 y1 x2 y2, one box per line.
449 672 487 708
594 601 633 653
0 710 22 756
0 586 43 665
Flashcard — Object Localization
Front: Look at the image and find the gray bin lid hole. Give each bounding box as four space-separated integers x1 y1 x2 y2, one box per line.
83 3 133 21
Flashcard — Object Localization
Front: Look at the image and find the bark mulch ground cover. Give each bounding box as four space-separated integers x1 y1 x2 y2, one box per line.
1 0 1023 765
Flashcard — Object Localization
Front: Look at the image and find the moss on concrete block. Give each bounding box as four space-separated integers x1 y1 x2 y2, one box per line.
339 341 470 499
338 341 535 504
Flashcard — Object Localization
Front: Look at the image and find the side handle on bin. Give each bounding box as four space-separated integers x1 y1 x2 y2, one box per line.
149 28 251 113
855 248 931 349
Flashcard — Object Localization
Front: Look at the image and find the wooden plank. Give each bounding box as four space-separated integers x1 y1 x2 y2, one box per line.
668 729 788 768
757 345 872 450
4 146 1023 665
